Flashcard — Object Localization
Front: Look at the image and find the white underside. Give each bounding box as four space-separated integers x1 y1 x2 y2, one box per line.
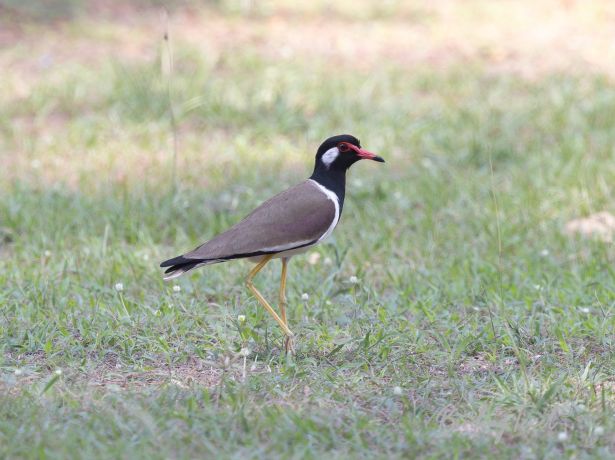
310 179 341 243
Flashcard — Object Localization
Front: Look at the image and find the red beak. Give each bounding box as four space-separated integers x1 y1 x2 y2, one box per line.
347 144 385 163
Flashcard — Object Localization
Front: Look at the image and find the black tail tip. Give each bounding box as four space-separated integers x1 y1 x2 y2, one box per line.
160 255 191 268
162 261 202 280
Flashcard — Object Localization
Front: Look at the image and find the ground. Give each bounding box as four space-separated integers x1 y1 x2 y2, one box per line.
1 1 614 458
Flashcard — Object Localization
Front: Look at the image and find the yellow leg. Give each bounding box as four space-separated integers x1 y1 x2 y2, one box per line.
279 258 288 325
279 258 295 354
246 255 294 338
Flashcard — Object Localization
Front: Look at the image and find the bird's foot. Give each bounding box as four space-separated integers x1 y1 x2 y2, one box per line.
284 335 296 355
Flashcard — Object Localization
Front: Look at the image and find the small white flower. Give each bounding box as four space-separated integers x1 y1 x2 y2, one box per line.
54 368 62 376
594 426 605 436
580 307 590 314
393 386 403 396
308 252 321 265
557 431 568 442
301 293 309 301
349 275 359 284
142 254 149 261
170 378 188 389
44 250 52 257
533 284 542 291
237 315 246 323
325 300 332 306
114 283 124 292
323 257 333 266
14 368 23 376
172 285 181 293
540 249 550 257
239 348 251 357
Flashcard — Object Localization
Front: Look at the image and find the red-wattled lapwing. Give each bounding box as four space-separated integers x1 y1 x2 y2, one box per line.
160 134 384 353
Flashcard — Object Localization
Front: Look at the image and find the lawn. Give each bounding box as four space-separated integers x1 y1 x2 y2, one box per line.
1 1 614 458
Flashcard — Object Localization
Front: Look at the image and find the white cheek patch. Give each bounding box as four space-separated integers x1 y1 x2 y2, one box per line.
321 147 339 168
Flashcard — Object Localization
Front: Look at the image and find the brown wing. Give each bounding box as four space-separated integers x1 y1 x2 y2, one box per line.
163 180 336 265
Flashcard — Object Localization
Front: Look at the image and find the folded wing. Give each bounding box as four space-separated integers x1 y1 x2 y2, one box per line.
160 180 336 278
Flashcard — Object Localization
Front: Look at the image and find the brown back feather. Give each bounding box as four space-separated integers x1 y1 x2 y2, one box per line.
183 180 336 260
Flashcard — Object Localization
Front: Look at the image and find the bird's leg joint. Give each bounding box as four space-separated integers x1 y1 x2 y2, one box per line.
245 255 294 339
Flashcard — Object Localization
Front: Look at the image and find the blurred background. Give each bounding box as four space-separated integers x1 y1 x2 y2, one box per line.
1 2 615 457
2 0 615 193
2 0 614 270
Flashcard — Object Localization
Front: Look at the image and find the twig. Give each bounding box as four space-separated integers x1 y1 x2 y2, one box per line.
486 148 500 340
162 9 178 194
488 146 530 387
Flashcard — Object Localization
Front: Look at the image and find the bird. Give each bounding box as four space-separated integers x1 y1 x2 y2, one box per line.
160 134 385 353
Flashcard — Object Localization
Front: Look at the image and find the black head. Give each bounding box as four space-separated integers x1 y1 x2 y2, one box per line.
314 134 385 172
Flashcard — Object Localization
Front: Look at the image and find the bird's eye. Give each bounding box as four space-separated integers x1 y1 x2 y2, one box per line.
338 144 350 152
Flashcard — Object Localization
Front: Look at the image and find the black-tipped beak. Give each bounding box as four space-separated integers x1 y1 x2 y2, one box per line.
354 146 385 163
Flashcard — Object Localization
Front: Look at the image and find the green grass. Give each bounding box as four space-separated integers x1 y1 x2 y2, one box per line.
1 5 615 459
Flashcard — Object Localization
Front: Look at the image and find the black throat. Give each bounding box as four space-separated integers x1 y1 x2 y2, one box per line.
309 164 346 212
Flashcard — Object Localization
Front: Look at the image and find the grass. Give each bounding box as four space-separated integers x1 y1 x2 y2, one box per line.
1 1 615 458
